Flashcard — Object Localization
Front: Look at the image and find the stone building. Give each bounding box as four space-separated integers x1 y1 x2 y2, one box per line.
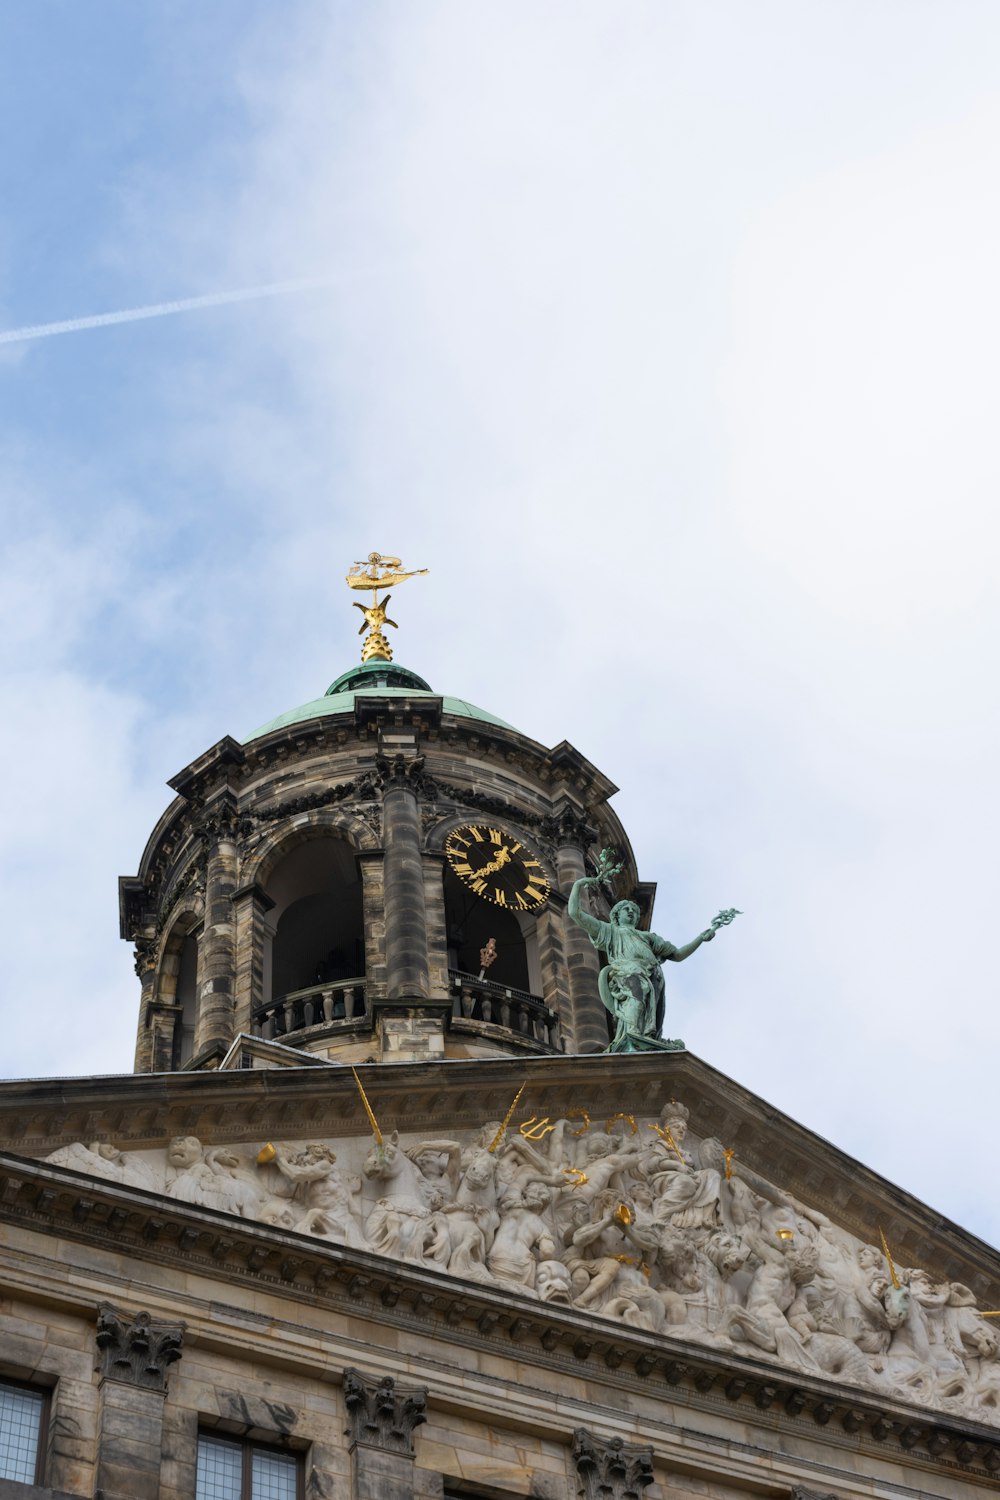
2 642 1000 1500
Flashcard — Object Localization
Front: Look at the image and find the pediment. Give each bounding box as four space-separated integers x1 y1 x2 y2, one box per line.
3 1047 1000 1450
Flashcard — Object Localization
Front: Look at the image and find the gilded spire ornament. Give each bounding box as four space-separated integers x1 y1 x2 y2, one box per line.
346 551 428 662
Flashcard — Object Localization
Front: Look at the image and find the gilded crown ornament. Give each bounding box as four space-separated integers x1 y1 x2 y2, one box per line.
346 551 428 662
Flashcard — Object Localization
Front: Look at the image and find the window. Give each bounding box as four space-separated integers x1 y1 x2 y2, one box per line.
0 1379 46 1483
196 1434 300 1500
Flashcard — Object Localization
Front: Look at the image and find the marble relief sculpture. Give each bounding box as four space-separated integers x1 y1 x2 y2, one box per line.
45 1097 1000 1427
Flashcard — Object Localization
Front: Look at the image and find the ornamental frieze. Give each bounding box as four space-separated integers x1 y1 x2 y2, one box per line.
41 1097 1000 1432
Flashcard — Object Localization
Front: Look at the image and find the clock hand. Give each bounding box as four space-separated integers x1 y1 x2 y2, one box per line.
472 847 514 879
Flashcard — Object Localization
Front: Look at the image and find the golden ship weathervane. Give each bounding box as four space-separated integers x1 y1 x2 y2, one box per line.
345 551 428 663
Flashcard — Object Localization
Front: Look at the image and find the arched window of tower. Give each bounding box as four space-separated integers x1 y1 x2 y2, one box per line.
442 865 541 999
262 838 365 1007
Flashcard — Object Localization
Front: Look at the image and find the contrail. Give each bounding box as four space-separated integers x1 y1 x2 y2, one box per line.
0 275 336 346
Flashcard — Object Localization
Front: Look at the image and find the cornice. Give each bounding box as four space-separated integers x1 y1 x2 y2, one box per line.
0 1151 998 1485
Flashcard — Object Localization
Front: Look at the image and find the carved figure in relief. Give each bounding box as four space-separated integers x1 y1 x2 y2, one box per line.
267 1143 365 1248
165 1138 263 1217
362 1133 448 1268
45 1141 158 1192
567 876 717 1051
725 1232 823 1373
487 1183 558 1293
443 1147 502 1284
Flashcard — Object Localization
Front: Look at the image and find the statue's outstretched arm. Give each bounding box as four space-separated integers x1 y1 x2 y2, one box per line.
665 928 716 962
567 876 606 943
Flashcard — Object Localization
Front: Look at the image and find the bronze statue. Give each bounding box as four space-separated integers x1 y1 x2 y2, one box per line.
567 851 739 1052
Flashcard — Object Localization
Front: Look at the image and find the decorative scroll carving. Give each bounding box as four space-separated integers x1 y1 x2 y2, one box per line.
572 1429 654 1500
94 1303 184 1392
433 779 544 830
343 1367 427 1454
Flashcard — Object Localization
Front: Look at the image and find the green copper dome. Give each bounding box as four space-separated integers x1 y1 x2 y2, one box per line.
243 661 515 742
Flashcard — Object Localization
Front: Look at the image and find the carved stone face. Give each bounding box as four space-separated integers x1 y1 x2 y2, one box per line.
167 1136 202 1168
536 1261 573 1303
583 1136 616 1160
414 1151 448 1179
463 1151 494 1189
523 1182 550 1213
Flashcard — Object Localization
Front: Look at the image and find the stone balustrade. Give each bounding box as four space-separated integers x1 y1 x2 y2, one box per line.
448 969 563 1051
252 978 367 1040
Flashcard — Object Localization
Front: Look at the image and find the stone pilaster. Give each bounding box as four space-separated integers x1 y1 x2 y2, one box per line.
358 851 387 1001
94 1303 184 1500
232 882 275 1036
554 837 608 1053
193 793 239 1063
132 940 158 1073
380 754 431 1001
343 1367 427 1500
422 851 451 1000
572 1430 653 1500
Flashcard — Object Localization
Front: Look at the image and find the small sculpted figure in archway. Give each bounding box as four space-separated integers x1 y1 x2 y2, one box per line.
567 851 739 1051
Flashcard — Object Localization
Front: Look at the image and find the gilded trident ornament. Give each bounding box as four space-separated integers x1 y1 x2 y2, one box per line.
346 551 428 663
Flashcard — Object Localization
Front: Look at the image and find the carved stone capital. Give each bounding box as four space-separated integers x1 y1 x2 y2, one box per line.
540 804 597 849
572 1429 653 1500
194 790 242 846
375 753 437 800
343 1367 427 1455
95 1303 184 1393
790 1490 842 1500
133 937 158 978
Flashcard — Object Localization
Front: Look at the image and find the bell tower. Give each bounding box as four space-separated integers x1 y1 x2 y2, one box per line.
119 555 649 1072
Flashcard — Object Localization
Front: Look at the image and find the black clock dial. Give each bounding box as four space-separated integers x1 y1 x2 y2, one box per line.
444 823 550 911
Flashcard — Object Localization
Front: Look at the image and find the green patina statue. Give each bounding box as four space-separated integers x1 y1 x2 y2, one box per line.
567 850 740 1053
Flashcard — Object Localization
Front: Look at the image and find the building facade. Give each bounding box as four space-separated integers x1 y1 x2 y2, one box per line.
1 651 999 1500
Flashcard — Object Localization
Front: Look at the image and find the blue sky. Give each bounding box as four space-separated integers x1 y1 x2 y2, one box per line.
2 3 1000 1252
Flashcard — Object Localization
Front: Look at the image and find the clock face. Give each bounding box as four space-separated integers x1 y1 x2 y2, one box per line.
444 823 550 911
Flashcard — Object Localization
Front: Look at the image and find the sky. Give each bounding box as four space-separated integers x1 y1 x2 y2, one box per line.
1 3 999 1249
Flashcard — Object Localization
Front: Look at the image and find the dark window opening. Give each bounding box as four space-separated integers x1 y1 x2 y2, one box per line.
266 839 365 1004
444 869 532 993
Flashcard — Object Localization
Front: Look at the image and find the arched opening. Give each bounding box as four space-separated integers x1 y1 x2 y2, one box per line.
158 921 199 1070
172 934 198 1068
264 838 365 1004
443 868 539 995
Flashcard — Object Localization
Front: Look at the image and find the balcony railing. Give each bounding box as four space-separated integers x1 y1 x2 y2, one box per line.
448 969 562 1051
252 977 367 1040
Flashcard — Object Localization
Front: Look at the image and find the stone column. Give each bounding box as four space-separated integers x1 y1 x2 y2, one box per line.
422 852 451 1001
232 883 275 1037
94 1303 184 1500
343 1367 426 1500
555 838 609 1053
132 940 158 1073
381 759 430 1001
193 794 240 1064
358 851 387 1002
572 1430 653 1500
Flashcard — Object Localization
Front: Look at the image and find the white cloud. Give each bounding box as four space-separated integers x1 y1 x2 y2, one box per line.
3 2 999 1251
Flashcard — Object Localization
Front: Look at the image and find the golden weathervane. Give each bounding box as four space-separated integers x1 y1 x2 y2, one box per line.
346 551 428 663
